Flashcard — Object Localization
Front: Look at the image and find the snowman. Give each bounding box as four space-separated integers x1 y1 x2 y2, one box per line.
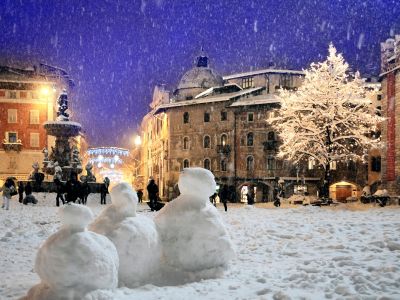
155 167 235 284
23 204 119 300
89 182 162 287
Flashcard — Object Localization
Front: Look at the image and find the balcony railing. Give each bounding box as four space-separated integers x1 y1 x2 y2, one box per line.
263 140 277 151
2 139 22 152
216 144 231 155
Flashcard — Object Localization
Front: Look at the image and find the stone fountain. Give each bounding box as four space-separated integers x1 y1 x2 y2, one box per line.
43 90 83 181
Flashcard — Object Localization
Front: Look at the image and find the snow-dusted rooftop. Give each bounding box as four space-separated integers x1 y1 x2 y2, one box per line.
154 87 264 113
223 68 305 80
229 94 280 107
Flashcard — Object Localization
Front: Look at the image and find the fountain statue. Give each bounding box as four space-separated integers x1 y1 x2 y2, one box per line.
43 90 82 180
80 162 96 183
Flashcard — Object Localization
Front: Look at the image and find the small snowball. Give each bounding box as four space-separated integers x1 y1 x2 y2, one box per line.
59 203 94 230
178 167 216 198
110 182 138 215
89 183 138 235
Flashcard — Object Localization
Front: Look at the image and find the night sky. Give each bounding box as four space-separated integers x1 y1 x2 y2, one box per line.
0 0 399 147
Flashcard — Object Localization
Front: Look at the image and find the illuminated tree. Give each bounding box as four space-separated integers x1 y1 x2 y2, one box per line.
269 44 382 197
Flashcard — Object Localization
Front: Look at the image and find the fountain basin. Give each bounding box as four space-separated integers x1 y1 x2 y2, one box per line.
44 121 81 137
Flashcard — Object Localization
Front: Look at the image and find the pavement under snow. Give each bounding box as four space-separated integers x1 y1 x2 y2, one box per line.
1 194 400 300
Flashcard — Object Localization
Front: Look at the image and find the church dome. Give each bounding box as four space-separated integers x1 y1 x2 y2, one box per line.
175 51 224 98
177 66 224 90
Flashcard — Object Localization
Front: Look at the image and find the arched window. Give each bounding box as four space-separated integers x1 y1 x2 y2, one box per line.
247 156 254 171
183 159 189 168
204 158 211 170
204 112 210 122
267 131 275 141
183 112 189 124
247 132 254 146
204 135 211 148
221 134 228 146
183 137 189 150
221 159 227 172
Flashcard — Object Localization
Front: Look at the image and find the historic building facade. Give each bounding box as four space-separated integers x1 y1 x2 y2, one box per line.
0 64 73 181
136 53 375 202
380 35 400 195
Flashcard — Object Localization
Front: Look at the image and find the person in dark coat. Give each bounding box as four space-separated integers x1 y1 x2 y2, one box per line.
137 189 143 203
65 172 81 203
23 182 38 205
54 178 65 207
146 179 159 211
219 185 228 212
209 192 217 206
81 180 90 205
100 178 109 205
18 181 24 203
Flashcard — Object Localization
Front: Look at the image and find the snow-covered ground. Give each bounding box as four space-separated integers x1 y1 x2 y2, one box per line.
1 194 400 300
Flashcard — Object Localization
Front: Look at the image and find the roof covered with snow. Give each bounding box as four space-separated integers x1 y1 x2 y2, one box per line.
177 66 224 90
223 68 305 80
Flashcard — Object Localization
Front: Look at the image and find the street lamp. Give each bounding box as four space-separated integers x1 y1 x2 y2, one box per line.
134 135 142 147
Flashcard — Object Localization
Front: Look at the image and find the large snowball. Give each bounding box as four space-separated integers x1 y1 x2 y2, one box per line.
178 167 217 199
30 204 119 299
155 168 234 284
89 183 162 287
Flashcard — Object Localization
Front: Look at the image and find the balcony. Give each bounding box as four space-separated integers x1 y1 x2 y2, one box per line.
263 140 277 151
217 144 231 155
2 139 22 152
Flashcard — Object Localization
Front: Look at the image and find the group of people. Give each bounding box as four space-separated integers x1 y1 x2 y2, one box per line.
54 172 110 206
1 178 38 210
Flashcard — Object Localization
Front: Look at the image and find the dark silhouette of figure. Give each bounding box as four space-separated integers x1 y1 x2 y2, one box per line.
147 179 159 211
137 189 143 203
219 185 228 211
23 182 37 205
100 178 110 205
65 172 81 203
54 178 65 207
209 192 217 206
81 180 90 205
18 181 24 203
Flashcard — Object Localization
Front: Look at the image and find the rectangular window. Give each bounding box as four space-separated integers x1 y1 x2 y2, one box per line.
377 94 382 101
371 156 381 172
20 91 27 98
30 133 40 147
0 90 5 97
221 111 227 121
9 91 17 99
6 132 18 143
267 157 275 170
247 112 254 122
279 74 293 89
8 109 17 123
330 161 337 170
204 112 210 122
30 110 40 124
242 77 254 89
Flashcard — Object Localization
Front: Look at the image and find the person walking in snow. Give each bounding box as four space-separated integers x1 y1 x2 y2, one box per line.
147 179 159 211
137 189 143 203
219 185 228 211
209 192 217 206
1 178 16 210
18 181 24 203
100 178 110 205
81 179 90 205
54 178 65 207
65 172 81 203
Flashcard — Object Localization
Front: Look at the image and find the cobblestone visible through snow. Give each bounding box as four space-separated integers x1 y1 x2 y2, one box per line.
1 194 400 299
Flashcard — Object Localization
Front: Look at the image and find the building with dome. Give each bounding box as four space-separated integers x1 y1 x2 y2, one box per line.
135 53 372 203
